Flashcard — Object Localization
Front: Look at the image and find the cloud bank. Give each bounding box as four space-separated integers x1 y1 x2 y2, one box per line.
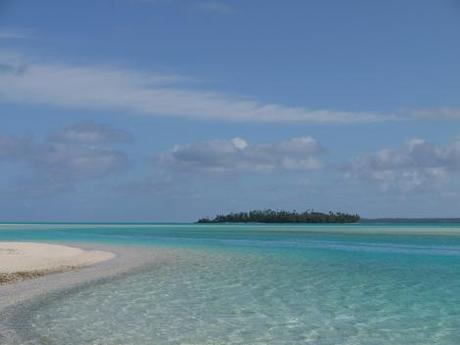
346 138 460 192
0 122 129 183
158 136 324 174
412 107 460 120
0 55 384 124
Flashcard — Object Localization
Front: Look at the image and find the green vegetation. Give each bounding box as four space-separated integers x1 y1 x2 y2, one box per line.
198 209 360 224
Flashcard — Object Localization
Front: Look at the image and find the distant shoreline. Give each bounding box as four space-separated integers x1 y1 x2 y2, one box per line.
196 220 460 225
1 219 460 225
0 218 460 224
360 218 460 224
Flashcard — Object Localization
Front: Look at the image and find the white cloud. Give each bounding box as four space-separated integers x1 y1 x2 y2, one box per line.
346 138 460 192
158 136 323 174
0 55 384 124
412 107 460 119
231 137 248 150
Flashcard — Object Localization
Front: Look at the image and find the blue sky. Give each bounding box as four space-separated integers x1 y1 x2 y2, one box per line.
1 0 460 221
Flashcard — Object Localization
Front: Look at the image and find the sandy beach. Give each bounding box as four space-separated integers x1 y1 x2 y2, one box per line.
0 242 178 344
0 242 115 284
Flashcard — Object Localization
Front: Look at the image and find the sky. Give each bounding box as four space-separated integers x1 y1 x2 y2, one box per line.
1 0 460 222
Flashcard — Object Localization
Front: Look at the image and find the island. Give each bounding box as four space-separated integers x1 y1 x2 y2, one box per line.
197 209 360 224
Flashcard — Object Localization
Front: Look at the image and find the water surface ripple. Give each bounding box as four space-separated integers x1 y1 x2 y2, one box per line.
2 223 460 344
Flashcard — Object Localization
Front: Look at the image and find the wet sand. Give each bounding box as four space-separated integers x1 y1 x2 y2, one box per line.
0 242 178 344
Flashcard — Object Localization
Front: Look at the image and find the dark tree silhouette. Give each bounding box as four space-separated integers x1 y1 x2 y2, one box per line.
198 209 360 224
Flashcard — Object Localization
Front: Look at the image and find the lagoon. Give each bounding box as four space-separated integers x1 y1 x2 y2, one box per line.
2 223 460 344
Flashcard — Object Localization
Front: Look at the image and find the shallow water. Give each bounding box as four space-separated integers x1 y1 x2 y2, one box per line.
2 223 460 344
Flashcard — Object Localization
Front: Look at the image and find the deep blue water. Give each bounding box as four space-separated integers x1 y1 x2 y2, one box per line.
2 223 460 344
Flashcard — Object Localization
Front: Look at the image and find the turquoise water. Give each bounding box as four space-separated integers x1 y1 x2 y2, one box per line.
3 223 460 344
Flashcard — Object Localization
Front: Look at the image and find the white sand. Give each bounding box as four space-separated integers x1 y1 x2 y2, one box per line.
0 242 114 276
0 243 181 344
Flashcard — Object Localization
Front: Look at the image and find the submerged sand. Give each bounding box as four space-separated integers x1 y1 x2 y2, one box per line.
0 242 180 344
0 242 114 284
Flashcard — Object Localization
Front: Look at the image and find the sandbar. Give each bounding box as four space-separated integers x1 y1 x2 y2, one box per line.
0 242 114 285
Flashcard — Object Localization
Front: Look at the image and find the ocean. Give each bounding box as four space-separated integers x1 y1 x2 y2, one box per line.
2 223 460 344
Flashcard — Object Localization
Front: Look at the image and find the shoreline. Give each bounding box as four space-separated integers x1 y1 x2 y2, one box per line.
0 242 115 285
0 242 179 345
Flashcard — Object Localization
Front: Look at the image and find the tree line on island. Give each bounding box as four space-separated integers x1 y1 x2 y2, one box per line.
198 209 360 224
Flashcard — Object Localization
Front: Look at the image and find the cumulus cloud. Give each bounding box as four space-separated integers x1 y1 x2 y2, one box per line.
346 138 460 192
0 122 129 182
158 136 324 174
0 55 384 124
